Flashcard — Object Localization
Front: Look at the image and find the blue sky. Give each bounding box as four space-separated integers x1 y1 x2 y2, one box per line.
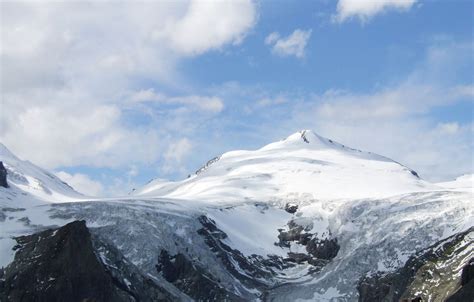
1 0 473 196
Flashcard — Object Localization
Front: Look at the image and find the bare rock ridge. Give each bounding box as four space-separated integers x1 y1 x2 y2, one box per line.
357 227 474 302
0 161 8 188
0 220 173 302
446 258 474 302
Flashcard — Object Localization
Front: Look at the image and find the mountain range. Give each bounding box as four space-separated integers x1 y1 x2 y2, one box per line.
0 130 472 301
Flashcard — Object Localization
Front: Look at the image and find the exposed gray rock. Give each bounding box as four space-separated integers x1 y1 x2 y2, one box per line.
284 203 298 214
0 220 174 302
195 156 221 175
156 250 244 301
358 228 474 302
0 161 8 188
446 258 474 302
0 221 134 301
277 219 339 265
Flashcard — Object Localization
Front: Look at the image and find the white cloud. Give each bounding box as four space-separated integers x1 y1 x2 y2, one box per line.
0 1 253 170
313 83 461 121
131 89 224 113
264 32 280 45
127 165 139 178
436 122 460 135
161 0 257 55
163 138 193 174
0 91 164 169
164 138 193 163
56 171 103 196
334 0 417 23
294 94 472 182
451 84 474 99
265 29 312 58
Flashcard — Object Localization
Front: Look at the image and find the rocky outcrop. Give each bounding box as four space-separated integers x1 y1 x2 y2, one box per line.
277 220 339 267
0 220 174 302
195 156 220 175
358 228 474 302
358 273 398 302
0 220 133 301
284 203 298 214
0 161 8 188
461 258 474 286
446 258 474 302
196 215 274 288
156 250 244 301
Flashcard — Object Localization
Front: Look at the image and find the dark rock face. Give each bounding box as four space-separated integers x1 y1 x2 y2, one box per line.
306 238 339 260
0 220 133 302
277 222 310 247
446 258 474 302
156 250 244 301
91 234 176 302
0 161 8 188
357 273 395 302
300 130 310 143
0 220 173 302
196 215 274 287
195 156 221 175
461 258 474 286
277 220 339 266
284 203 298 214
358 228 473 302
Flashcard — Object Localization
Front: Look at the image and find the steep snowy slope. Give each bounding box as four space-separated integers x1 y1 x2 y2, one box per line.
135 130 435 202
0 143 83 203
0 143 86 267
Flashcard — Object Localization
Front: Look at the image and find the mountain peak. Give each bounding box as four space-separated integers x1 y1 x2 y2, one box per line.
136 130 433 201
287 130 321 144
261 129 341 152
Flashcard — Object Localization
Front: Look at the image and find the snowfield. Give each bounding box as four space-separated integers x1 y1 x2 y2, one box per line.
1 130 473 301
134 130 437 202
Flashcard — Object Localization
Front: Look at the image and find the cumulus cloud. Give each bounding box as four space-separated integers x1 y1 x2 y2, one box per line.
163 138 193 174
265 29 312 58
0 91 165 169
131 89 224 113
436 122 460 135
161 0 257 55
0 1 254 170
334 0 417 23
56 171 103 196
451 84 474 99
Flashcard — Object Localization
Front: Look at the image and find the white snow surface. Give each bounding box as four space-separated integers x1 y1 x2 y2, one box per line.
208 203 291 257
0 143 84 203
135 130 436 202
436 174 473 193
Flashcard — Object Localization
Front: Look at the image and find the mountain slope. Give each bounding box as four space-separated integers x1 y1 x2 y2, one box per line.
0 143 83 203
135 130 435 202
437 174 474 193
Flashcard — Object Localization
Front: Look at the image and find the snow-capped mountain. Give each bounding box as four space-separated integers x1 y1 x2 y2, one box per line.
0 143 83 204
0 131 472 302
135 130 435 202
